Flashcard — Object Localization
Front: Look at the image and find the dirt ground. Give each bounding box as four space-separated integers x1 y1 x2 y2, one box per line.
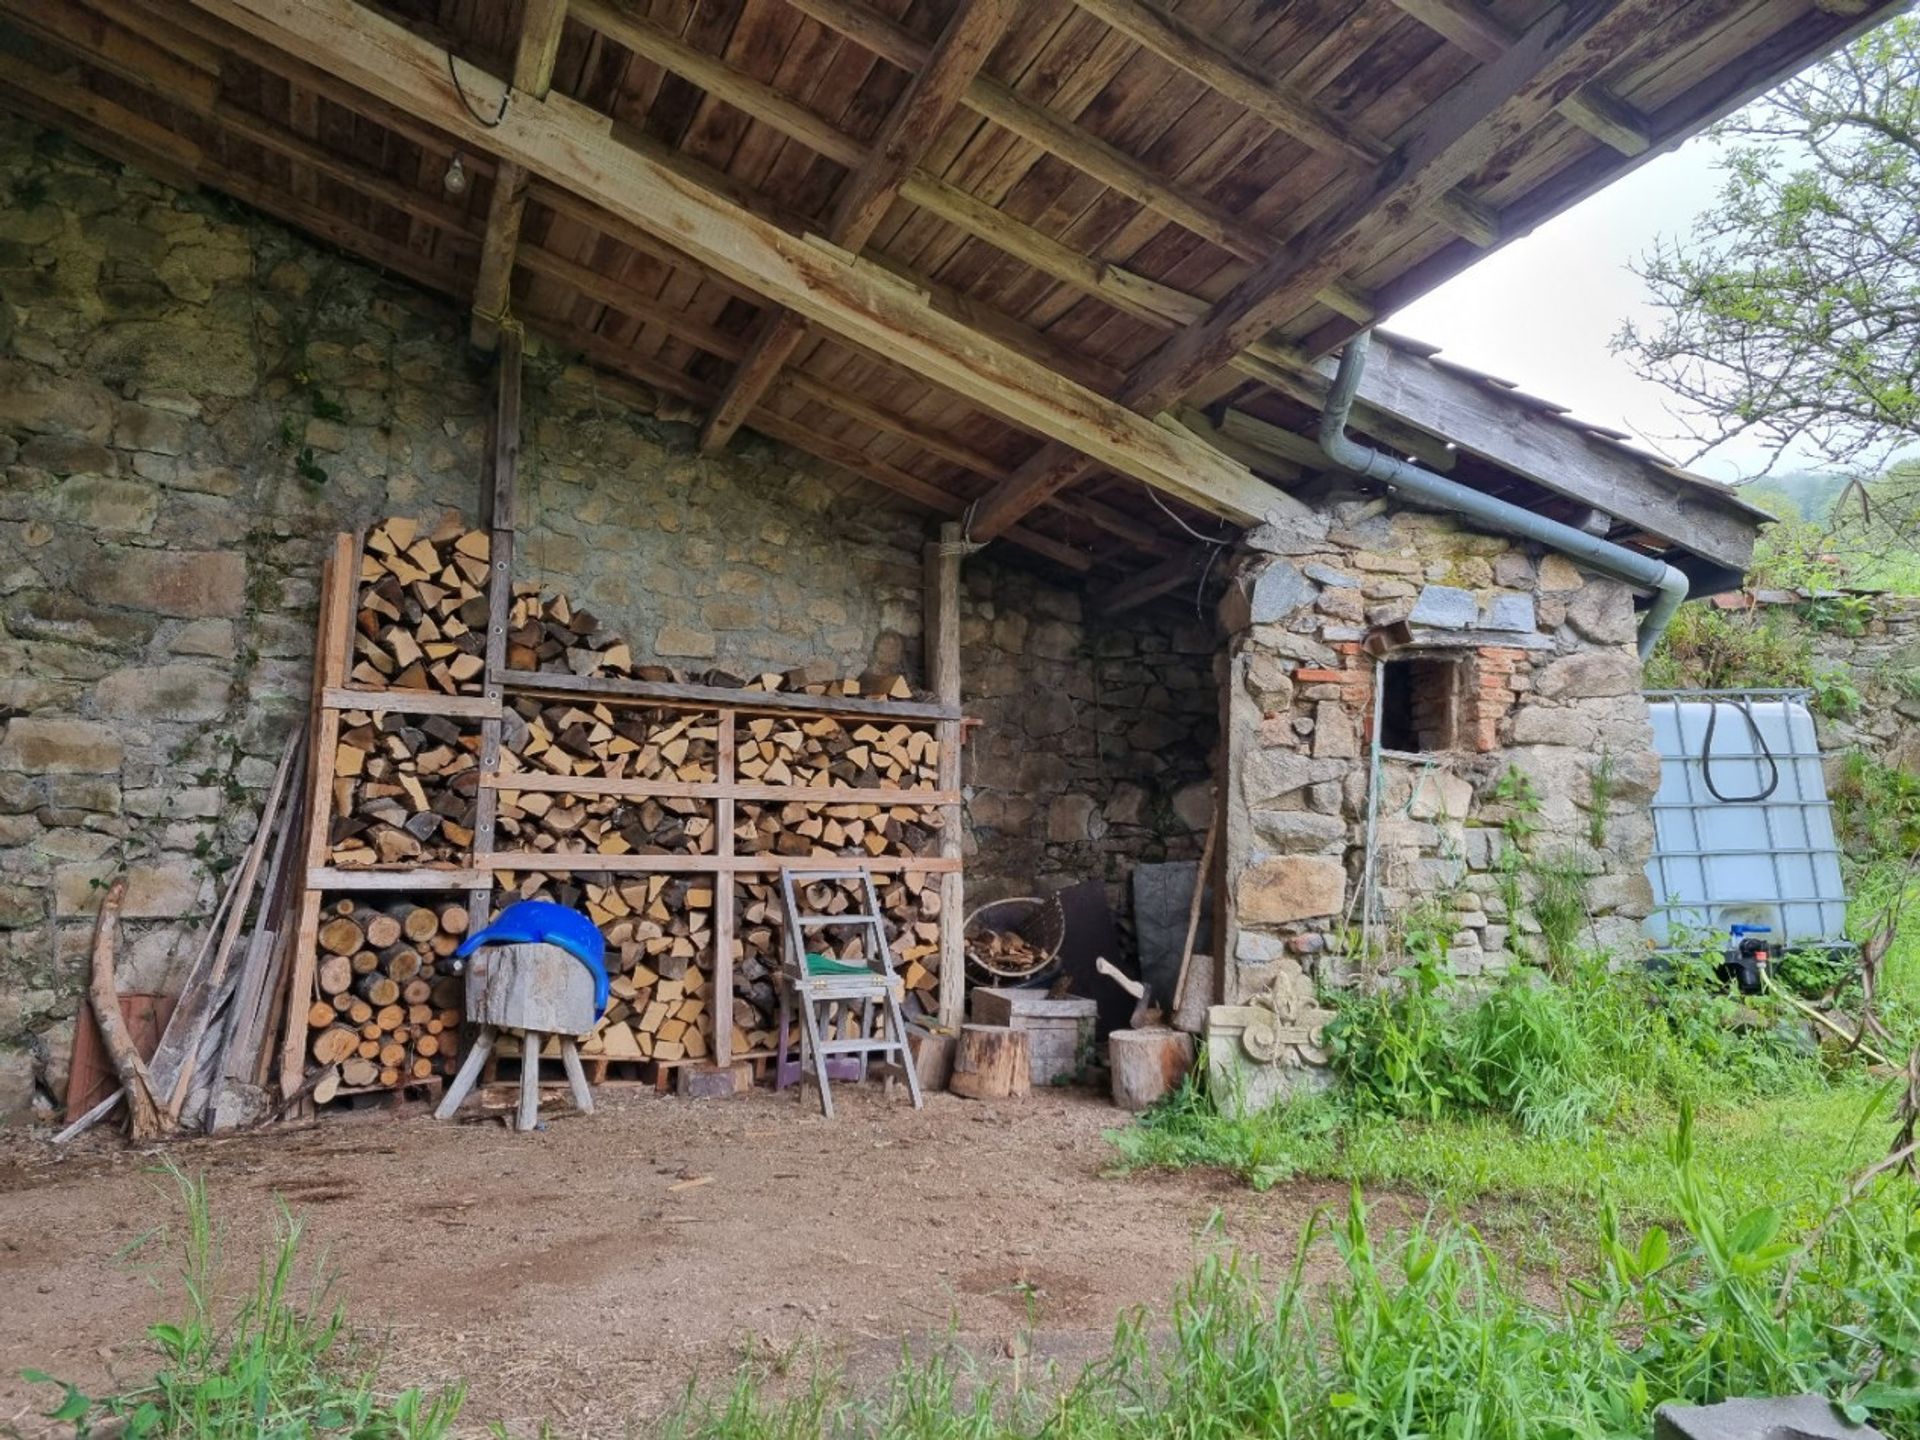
0 1085 1351 1437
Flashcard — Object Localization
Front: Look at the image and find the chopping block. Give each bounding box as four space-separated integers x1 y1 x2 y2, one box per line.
435 942 597 1132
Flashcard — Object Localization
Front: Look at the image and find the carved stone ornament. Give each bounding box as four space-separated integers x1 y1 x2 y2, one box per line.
1238 970 1337 1065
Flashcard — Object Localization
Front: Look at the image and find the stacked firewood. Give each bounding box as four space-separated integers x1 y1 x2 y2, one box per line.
494 699 716 857
306 899 467 1088
328 709 480 866
733 874 943 1030
352 517 490 693
497 870 713 1063
501 699 716 783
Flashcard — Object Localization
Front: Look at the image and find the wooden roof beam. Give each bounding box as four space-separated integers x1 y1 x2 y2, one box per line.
697 0 1014 454
1389 0 1654 155
1067 0 1502 246
1097 549 1206 616
1122 0 1693 417
168 0 1274 521
514 233 1170 555
573 0 1381 371
470 0 567 349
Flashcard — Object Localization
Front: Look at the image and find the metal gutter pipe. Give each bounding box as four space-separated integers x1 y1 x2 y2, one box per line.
1317 331 1688 660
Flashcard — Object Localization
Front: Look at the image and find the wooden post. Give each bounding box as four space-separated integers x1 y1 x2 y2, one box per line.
924 521 965 1030
279 532 354 1101
713 706 736 1067
467 326 522 939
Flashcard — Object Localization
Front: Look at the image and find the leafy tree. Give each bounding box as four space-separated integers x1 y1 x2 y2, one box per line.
1617 17 1920 473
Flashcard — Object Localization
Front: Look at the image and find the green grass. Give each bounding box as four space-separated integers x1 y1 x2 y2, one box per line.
1108 1076 1897 1230
21 1166 465 1439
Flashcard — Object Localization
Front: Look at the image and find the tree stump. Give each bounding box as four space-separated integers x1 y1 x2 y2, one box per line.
949 1023 1030 1100
1109 1027 1195 1111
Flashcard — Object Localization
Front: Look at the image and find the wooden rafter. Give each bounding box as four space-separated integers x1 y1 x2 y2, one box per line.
697 0 1014 454
962 0 1718 543
1122 0 1676 417
799 0 1501 249
176 0 1280 527
1389 0 1655 155
470 0 567 348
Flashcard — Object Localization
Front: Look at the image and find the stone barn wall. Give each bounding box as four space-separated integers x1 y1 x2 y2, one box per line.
0 117 1210 1120
1215 496 1664 1077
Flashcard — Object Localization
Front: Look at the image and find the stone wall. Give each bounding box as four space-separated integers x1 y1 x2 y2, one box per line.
0 116 1212 1120
959 563 1214 921
1717 591 1920 779
1216 497 1664 1049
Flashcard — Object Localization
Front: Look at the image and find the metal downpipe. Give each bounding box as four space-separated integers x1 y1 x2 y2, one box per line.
1317 332 1688 660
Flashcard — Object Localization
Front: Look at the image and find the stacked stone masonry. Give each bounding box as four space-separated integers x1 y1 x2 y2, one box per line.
1218 498 1664 1022
0 117 1210 1121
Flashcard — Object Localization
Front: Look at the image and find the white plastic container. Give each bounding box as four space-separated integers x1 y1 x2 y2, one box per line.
1642 690 1847 948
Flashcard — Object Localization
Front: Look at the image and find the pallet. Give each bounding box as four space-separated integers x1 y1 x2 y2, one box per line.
481 1052 653 1088
326 1077 444 1113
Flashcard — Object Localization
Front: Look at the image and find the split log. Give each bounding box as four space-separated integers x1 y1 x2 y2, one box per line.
351 516 489 694
949 1024 1030 1101
328 707 480 867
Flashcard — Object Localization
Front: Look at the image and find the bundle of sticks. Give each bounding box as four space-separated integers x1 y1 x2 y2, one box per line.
305 899 467 1089
329 709 480 867
352 517 489 694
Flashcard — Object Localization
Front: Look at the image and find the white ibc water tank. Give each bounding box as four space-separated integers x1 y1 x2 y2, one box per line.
1642 690 1848 949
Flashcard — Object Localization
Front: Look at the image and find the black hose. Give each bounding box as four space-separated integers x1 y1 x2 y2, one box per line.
1700 696 1780 803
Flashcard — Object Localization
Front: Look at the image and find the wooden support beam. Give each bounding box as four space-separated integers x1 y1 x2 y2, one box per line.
1120 0 1678 415
1557 86 1653 156
1071 0 1383 168
1390 0 1655 156
923 521 966 1030
699 0 1014 454
1097 549 1205 616
181 0 1280 527
1387 0 1513 62
470 0 568 349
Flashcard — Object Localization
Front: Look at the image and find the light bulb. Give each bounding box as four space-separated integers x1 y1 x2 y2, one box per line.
443 154 468 196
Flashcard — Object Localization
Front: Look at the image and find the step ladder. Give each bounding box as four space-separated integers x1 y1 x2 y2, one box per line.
777 867 924 1119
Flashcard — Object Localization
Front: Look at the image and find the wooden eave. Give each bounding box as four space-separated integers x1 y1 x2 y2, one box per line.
0 0 1887 591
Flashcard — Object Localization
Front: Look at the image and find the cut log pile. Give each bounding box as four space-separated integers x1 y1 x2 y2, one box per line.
497 871 714 1064
328 709 480 867
352 517 490 694
967 927 1048 975
306 899 467 1089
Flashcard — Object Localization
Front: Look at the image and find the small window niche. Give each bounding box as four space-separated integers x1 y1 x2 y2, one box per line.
1378 655 1464 754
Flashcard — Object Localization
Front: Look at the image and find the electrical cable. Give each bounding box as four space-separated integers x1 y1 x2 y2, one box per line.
1700 695 1780 803
448 52 511 128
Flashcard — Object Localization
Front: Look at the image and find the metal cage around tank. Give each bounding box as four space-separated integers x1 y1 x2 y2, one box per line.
1642 688 1849 952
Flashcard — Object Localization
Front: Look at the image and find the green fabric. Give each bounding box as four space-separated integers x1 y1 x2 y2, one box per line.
804 952 874 976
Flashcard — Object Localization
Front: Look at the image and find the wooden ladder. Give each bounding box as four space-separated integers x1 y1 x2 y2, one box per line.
777 868 925 1119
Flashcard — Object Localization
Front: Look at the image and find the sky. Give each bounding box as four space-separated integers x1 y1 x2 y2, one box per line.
1392 134 1820 486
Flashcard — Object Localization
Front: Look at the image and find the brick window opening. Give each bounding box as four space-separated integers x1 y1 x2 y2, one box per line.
1378 656 1464 753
